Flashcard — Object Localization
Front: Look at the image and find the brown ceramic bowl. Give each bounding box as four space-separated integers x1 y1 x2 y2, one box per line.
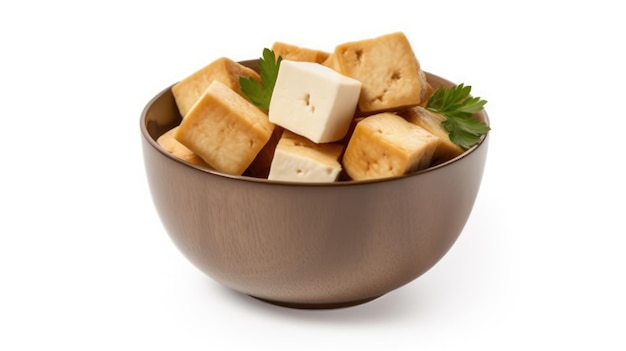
140 60 489 309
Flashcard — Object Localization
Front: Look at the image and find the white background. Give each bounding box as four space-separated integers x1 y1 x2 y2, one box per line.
1 1 624 349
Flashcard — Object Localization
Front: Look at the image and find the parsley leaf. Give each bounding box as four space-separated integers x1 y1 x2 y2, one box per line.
239 48 282 111
425 83 490 149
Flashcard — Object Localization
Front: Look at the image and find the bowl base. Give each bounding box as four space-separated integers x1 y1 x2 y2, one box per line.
250 295 382 310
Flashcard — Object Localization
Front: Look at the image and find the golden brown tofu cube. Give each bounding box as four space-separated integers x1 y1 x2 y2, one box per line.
156 126 209 168
321 51 340 71
272 42 330 63
330 32 428 114
175 81 275 176
172 57 260 117
399 106 465 165
342 112 439 180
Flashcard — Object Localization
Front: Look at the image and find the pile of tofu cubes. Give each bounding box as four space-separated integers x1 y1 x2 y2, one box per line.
157 32 464 182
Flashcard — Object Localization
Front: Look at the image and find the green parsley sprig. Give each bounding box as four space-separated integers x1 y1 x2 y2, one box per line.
425 84 490 149
239 48 282 111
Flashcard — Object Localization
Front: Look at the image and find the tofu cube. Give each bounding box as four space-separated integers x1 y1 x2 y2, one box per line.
156 126 209 168
172 57 260 117
269 60 362 143
342 112 439 180
175 80 275 175
399 106 464 165
268 130 343 182
329 32 428 114
272 42 330 63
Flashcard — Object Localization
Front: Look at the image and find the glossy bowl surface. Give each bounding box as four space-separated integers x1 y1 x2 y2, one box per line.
141 60 489 309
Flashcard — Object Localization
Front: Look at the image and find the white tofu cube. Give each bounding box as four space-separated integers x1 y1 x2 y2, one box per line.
268 130 343 183
268 60 362 143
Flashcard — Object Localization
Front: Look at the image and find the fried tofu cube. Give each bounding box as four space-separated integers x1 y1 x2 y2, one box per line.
268 130 343 182
175 80 275 175
156 126 209 168
342 112 439 180
399 106 465 165
172 57 260 117
321 51 340 71
329 32 428 114
272 42 330 63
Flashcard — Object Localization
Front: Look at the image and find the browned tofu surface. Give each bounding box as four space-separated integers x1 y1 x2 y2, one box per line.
175 81 275 175
399 106 464 165
172 57 260 117
329 32 428 114
156 126 210 167
272 42 330 63
342 112 439 180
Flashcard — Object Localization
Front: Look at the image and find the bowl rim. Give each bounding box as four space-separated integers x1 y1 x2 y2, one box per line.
140 70 490 187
